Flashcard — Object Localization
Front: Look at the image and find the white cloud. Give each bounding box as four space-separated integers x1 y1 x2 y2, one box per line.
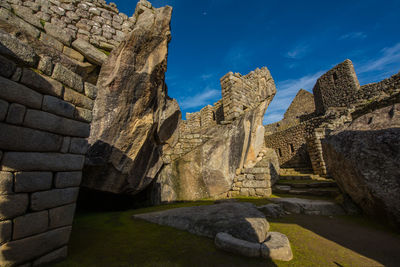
339 32 367 40
179 88 220 110
285 43 310 59
357 42 400 74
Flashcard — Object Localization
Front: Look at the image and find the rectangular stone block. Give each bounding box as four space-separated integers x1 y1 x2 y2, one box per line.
13 211 48 239
33 246 68 266
38 56 54 76
5 103 26 125
0 8 40 38
23 109 90 137
55 172 82 188
44 22 72 46
49 203 76 229
20 68 63 98
84 82 97 99
0 76 42 109
0 171 13 195
0 28 39 67
63 46 84 62
39 32 64 51
52 63 83 93
0 99 8 121
60 137 71 153
14 172 53 193
74 107 92 122
0 220 11 244
11 5 44 29
69 137 88 154
31 187 79 211
72 38 107 66
42 95 75 119
0 194 28 220
0 123 63 152
0 226 72 266
1 152 85 172
64 87 94 110
0 54 16 78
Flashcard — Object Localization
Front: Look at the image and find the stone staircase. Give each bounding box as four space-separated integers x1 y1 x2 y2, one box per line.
273 167 341 198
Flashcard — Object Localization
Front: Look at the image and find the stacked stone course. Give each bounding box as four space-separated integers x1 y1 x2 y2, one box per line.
0 0 139 264
1 0 137 52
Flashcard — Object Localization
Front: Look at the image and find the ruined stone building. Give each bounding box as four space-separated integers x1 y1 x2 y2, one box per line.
0 0 399 265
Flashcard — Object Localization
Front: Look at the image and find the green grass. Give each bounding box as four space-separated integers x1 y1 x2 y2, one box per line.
97 48 111 56
40 19 46 27
56 199 400 267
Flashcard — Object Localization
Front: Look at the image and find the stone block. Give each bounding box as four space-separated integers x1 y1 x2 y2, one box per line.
72 38 108 66
64 87 94 110
42 95 75 119
55 172 82 188
0 8 40 38
13 211 48 239
0 76 42 109
23 109 90 137
14 172 53 193
32 246 68 266
5 103 25 125
0 194 28 220
20 68 64 97
39 32 64 51
74 107 92 122
49 203 76 228
52 63 83 93
0 172 13 195
0 220 11 244
69 137 88 154
0 123 63 152
10 67 21 82
0 28 38 67
0 99 8 121
60 137 71 153
1 152 85 172
0 54 16 78
63 46 84 62
44 22 72 46
31 187 79 211
38 56 54 76
84 82 97 99
0 226 72 266
240 188 249 197
242 180 268 188
11 4 43 29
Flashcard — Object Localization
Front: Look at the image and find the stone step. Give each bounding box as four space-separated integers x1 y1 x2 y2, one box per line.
277 181 337 189
279 174 313 180
273 185 340 198
268 197 345 215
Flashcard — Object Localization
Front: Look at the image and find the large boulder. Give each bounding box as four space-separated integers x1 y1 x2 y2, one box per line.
152 69 277 202
322 104 400 228
133 202 269 243
83 1 181 195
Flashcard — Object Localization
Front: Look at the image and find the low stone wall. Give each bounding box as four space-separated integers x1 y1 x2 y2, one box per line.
0 0 117 263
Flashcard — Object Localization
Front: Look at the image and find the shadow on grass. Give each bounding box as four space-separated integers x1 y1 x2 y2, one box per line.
57 200 277 267
268 214 400 267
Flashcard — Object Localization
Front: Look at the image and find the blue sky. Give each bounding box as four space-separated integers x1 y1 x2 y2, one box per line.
114 0 400 124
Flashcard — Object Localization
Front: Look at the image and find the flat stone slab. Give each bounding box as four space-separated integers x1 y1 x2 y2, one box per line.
133 202 269 243
261 232 293 261
257 203 287 218
269 197 345 215
215 232 261 258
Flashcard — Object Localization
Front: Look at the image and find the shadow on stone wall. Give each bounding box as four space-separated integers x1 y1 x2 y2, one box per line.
281 143 312 169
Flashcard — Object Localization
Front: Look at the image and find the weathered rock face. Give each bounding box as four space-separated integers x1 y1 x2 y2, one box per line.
83 1 181 195
152 69 277 202
322 104 400 228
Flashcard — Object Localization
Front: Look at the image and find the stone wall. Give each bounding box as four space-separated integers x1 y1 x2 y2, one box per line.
1 0 136 52
221 68 275 122
0 0 138 264
313 59 360 115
